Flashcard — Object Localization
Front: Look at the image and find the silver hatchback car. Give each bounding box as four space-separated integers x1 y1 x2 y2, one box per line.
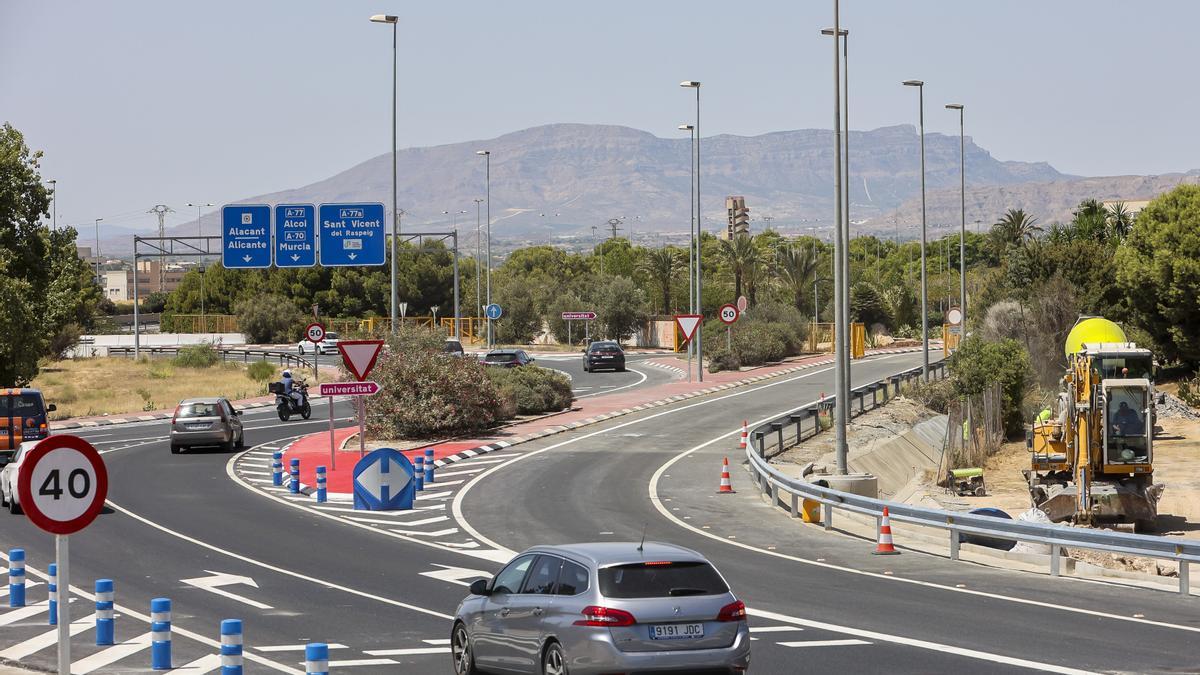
452 542 750 675
169 397 244 453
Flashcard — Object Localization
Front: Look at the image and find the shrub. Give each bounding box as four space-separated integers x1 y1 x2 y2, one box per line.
235 293 304 344
1178 375 1200 409
247 360 276 383
948 336 1032 437
487 366 573 415
904 377 956 414
708 346 741 373
367 349 502 439
172 343 219 368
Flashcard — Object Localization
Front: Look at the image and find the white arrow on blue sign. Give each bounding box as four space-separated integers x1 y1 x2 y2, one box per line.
222 204 272 269
485 303 503 320
352 448 415 511
274 204 316 267
319 203 386 267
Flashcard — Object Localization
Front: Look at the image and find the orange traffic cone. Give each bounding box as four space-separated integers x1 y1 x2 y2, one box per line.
717 457 735 494
738 420 748 450
873 506 900 555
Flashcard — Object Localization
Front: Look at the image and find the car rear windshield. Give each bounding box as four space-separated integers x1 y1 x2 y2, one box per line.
486 353 517 362
443 342 464 353
0 394 44 417
591 342 620 351
325 333 339 340
177 402 221 418
598 561 729 598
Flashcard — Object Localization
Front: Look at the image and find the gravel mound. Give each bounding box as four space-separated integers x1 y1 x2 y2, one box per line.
1158 393 1200 420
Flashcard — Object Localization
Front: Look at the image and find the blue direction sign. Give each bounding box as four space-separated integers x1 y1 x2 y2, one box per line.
319 203 386 267
222 204 272 269
274 204 316 267
485 303 503 320
352 448 415 511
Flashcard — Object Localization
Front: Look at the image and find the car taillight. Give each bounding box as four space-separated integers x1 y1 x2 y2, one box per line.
171 405 181 424
717 600 746 622
25 418 35 427
574 606 636 627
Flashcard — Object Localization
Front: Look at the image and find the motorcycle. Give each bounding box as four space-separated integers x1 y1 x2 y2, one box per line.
271 381 312 421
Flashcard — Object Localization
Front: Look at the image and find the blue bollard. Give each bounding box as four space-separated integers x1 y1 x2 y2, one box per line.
315 466 327 503
95 579 114 645
305 642 329 675
424 448 435 484
289 458 300 494
413 455 424 491
47 563 57 625
220 619 243 674
272 451 283 487
151 598 172 669
9 548 25 608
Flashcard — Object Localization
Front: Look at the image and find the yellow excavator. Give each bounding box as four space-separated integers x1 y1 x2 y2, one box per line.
1027 317 1163 532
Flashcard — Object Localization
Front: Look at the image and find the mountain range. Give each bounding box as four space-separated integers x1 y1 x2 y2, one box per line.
113 122 1194 253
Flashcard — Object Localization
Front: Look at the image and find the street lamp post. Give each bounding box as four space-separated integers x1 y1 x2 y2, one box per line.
680 81 702 382
93 218 104 284
946 103 966 326
370 13 400 335
679 123 695 383
476 150 492 348
474 198 483 333
826 0 849 474
186 202 213 320
903 79 930 381
823 26 851 458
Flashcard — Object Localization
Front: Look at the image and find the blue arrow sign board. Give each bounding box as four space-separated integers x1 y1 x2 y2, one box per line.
222 204 272 269
352 448 415 511
274 204 316 267
485 303 503 320
319 203 386 267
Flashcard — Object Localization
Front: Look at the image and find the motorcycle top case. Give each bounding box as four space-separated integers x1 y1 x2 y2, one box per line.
268 382 285 395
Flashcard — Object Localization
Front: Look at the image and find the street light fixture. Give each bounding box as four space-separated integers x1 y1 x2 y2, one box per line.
680 80 702 382
903 79 930 380
370 13 400 334
476 150 492 347
946 103 966 327
187 202 213 319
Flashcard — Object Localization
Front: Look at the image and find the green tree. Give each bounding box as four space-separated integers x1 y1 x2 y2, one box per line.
776 244 820 313
235 293 304 343
949 336 1032 436
494 276 541 344
0 274 40 385
716 234 760 301
594 276 649 343
990 208 1041 253
636 247 683 314
849 281 892 329
1106 201 1134 239
1115 184 1200 366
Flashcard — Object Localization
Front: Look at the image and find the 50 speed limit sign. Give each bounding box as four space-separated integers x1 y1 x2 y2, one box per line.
17 435 108 535
306 322 326 343
718 303 740 325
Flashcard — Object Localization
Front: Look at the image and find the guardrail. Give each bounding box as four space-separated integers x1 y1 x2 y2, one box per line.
745 363 1198 596
107 346 312 371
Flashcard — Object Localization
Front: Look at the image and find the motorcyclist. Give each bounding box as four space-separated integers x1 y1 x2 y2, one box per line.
281 370 304 408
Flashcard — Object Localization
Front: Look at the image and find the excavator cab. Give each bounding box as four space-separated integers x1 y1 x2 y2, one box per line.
1102 380 1152 470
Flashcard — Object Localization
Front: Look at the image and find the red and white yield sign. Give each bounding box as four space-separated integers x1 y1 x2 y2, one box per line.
17 435 108 535
674 314 703 343
718 304 740 325
338 340 385 381
318 381 381 397
305 322 326 343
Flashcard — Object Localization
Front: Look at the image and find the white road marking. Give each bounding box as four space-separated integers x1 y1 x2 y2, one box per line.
749 625 804 633
168 654 221 673
751 607 1088 673
432 468 487 478
0 580 42 597
363 647 449 656
0 601 49 626
575 366 649 398
0 612 95 660
415 491 452 500
389 527 459 537
256 643 349 652
326 658 399 666
423 639 452 645
419 564 491 587
347 514 449 527
70 631 151 673
777 639 870 648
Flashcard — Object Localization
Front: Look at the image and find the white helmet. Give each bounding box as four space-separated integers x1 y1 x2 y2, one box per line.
282 370 292 378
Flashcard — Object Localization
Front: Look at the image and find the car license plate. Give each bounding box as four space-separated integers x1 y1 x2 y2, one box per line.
187 423 210 430
650 623 704 640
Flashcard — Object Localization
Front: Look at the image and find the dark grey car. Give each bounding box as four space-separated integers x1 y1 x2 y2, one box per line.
169 397 244 453
452 542 750 674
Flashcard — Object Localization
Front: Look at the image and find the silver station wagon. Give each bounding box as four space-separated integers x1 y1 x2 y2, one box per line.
452 542 751 675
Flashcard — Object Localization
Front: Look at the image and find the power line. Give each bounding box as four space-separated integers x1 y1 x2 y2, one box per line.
147 204 175 291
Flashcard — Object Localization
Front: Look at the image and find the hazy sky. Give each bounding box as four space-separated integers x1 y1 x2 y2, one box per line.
4 0 1198 234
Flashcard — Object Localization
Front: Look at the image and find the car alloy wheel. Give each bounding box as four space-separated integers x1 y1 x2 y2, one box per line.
451 624 477 675
542 641 567 675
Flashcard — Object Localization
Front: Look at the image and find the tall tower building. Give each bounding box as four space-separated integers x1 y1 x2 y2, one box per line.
722 196 750 240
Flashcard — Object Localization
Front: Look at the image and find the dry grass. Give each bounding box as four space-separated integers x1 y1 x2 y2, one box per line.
32 358 281 420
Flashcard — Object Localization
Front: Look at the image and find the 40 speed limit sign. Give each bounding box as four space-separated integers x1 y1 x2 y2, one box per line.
17 434 108 535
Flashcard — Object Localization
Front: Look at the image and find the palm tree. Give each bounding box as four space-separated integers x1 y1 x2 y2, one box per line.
776 244 820 312
716 234 761 302
991 208 1041 253
636 247 682 314
1106 201 1134 239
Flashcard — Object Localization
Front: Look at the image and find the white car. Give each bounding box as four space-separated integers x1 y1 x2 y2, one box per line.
0 440 37 515
297 331 340 356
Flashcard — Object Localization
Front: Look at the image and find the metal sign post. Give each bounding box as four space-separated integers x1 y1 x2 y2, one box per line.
328 395 336 471
16 435 108 675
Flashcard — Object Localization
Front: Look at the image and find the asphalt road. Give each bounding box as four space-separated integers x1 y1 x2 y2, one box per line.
3 351 1195 674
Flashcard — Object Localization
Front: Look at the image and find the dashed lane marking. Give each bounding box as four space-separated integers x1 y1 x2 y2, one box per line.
778 639 871 648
